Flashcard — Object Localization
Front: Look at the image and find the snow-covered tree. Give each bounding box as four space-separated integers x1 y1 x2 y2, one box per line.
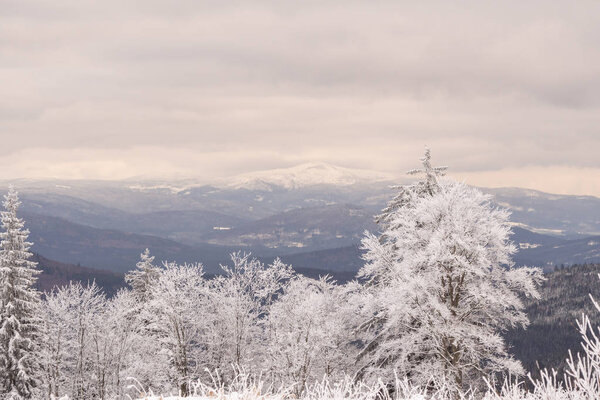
0 187 42 399
267 276 356 394
147 262 208 396
90 289 142 400
357 153 543 393
119 249 164 393
39 282 106 400
207 254 293 379
376 148 447 231
40 282 143 400
39 289 70 399
125 248 161 302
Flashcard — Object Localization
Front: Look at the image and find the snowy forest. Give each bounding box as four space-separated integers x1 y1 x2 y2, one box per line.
2 152 600 400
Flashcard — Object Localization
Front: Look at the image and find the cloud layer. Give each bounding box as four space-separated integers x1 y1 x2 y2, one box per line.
1 1 599 194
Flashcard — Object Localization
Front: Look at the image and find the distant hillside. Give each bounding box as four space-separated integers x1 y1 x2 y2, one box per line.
205 204 376 251
19 193 249 245
4 171 600 240
516 235 600 269
2 176 599 273
24 212 240 274
222 162 395 190
18 203 600 279
4 178 393 219
506 263 600 378
483 187 600 238
33 253 125 296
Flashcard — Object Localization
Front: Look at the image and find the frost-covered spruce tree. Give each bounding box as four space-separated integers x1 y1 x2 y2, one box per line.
123 249 163 392
125 248 161 302
0 187 41 398
358 152 543 392
375 148 447 231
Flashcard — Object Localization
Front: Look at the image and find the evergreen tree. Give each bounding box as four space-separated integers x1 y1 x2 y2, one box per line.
366 149 447 288
358 153 543 393
0 187 41 398
123 249 163 393
125 248 161 302
375 147 447 231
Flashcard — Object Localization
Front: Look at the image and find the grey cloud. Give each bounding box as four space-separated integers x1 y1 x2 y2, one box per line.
0 0 599 185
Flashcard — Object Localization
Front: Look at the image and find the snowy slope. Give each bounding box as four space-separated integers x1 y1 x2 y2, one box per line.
220 162 396 190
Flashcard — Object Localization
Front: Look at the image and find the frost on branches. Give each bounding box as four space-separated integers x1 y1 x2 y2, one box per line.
147 262 207 397
0 187 41 399
376 148 447 232
266 276 355 396
39 281 147 400
357 151 543 392
207 253 293 381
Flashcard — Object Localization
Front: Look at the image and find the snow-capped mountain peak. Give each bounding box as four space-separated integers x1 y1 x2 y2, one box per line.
221 162 396 190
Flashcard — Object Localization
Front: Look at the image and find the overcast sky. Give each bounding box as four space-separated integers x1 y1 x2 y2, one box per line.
1 1 599 196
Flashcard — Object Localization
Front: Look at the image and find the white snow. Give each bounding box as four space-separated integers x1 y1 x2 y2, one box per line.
219 162 396 190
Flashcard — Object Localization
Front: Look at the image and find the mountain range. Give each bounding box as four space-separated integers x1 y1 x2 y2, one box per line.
1 162 598 280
